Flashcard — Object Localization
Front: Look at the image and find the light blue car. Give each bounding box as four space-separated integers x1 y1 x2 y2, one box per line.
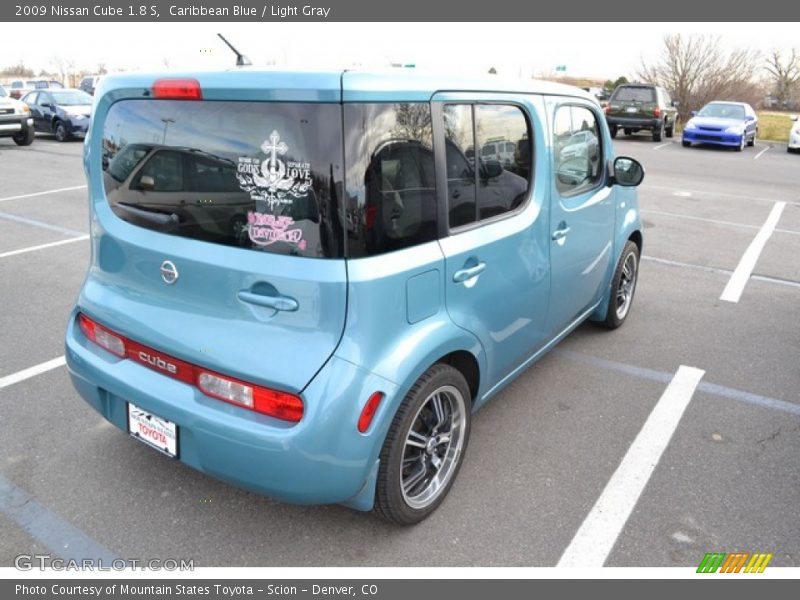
65 70 645 524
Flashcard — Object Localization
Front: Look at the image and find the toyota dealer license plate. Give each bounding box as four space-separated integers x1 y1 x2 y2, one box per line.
626 107 638 113
127 403 178 458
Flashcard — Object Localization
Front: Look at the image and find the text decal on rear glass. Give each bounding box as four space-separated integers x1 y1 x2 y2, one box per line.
236 130 313 210
247 213 306 251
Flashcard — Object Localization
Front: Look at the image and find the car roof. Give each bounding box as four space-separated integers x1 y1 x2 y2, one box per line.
705 101 750 107
97 68 596 103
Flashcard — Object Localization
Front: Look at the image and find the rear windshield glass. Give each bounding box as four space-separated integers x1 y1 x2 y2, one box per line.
611 87 655 103
102 100 345 258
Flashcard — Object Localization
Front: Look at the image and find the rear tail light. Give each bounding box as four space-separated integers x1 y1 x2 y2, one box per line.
358 392 385 433
77 313 303 422
79 313 126 357
654 107 662 118
152 78 202 100
604 105 611 115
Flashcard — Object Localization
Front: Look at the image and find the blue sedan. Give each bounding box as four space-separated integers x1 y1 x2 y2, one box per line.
21 88 93 142
682 101 758 151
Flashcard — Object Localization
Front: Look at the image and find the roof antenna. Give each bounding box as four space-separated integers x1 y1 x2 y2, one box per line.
217 33 252 67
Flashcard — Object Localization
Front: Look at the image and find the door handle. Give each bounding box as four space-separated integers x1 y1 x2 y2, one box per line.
551 226 571 241
453 262 487 283
237 291 298 312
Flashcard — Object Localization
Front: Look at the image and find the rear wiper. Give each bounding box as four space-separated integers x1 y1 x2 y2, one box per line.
115 203 180 231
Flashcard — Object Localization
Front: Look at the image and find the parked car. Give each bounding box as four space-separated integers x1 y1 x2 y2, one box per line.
21 88 92 141
79 75 103 95
0 84 35 145
480 138 515 166
681 101 758 151
6 79 64 99
66 71 644 525
787 115 800 153
604 83 678 141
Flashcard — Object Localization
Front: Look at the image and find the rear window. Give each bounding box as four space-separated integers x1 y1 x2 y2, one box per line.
101 100 345 258
611 86 655 103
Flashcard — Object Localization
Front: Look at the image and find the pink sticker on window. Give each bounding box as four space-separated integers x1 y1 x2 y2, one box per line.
248 212 306 250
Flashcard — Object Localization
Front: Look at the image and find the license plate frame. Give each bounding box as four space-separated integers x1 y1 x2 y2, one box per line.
127 402 178 458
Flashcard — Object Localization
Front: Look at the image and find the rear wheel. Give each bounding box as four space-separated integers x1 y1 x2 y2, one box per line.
54 121 69 142
609 125 618 139
12 127 34 146
599 240 640 330
374 364 471 525
624 128 632 136
652 121 664 142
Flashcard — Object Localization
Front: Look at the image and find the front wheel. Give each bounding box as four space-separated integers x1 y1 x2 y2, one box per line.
374 364 471 525
54 121 69 142
13 127 35 146
682 140 691 147
599 240 640 329
747 131 756 147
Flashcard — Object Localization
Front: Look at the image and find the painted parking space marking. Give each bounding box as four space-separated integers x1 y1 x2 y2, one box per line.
0 184 87 203
557 365 705 567
642 255 800 289
642 208 800 236
754 146 770 160
652 142 672 151
720 201 786 302
641 183 800 206
558 350 800 417
0 235 89 260
0 475 118 563
0 356 66 390
0 210 87 238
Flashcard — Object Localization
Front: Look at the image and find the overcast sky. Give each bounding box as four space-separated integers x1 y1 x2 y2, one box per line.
2 22 798 80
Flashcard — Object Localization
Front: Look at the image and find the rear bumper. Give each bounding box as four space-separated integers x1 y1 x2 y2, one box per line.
606 116 660 129
65 311 398 509
682 130 743 146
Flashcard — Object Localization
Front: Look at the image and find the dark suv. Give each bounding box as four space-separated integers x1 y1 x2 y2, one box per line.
605 83 678 142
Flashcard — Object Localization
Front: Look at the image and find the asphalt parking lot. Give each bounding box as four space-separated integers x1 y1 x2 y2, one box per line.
1 132 798 568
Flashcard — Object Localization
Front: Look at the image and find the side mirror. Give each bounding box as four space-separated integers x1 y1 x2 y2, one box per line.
690 110 698 117
482 160 503 179
745 115 756 122
139 175 155 191
611 156 644 187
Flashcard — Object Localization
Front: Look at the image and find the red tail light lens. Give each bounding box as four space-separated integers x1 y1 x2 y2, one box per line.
77 313 303 422
358 392 385 433
654 107 662 118
79 313 126 357
604 105 611 115
152 78 202 100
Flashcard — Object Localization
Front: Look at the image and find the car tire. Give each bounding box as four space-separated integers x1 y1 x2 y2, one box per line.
12 127 35 146
747 131 756 147
54 121 69 142
624 128 632 136
374 363 471 525
609 125 618 139
736 135 745 152
652 121 664 142
665 122 674 138
682 140 691 148
598 240 640 330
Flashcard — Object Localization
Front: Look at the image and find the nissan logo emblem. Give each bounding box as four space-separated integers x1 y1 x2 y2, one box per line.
160 260 179 285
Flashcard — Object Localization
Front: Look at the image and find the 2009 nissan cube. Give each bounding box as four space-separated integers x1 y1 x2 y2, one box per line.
66 70 644 524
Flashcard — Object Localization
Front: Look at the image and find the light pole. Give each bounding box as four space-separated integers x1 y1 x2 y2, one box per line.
161 117 175 144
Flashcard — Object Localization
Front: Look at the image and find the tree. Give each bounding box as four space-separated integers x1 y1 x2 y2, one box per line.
604 76 628 95
638 34 760 121
50 55 75 86
764 49 800 108
0 62 34 78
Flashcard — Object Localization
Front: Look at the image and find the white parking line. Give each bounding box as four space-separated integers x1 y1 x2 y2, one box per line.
652 142 672 150
754 146 770 160
0 235 89 259
720 201 786 303
557 365 705 568
0 185 87 204
642 183 800 206
641 208 800 236
0 356 66 390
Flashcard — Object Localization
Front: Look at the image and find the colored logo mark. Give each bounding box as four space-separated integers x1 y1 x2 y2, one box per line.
697 552 773 573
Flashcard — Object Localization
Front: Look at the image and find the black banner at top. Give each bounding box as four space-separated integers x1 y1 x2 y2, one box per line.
2 0 799 21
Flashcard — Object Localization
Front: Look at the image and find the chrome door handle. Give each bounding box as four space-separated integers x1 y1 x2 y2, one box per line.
237 291 298 312
551 226 571 241
453 262 487 283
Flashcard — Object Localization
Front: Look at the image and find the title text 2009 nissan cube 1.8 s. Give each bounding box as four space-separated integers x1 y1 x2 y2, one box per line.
66 71 645 524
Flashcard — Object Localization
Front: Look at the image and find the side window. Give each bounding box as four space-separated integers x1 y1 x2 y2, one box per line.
553 105 603 196
444 103 532 228
443 104 476 228
133 151 183 192
24 92 38 105
475 104 531 220
343 103 437 257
